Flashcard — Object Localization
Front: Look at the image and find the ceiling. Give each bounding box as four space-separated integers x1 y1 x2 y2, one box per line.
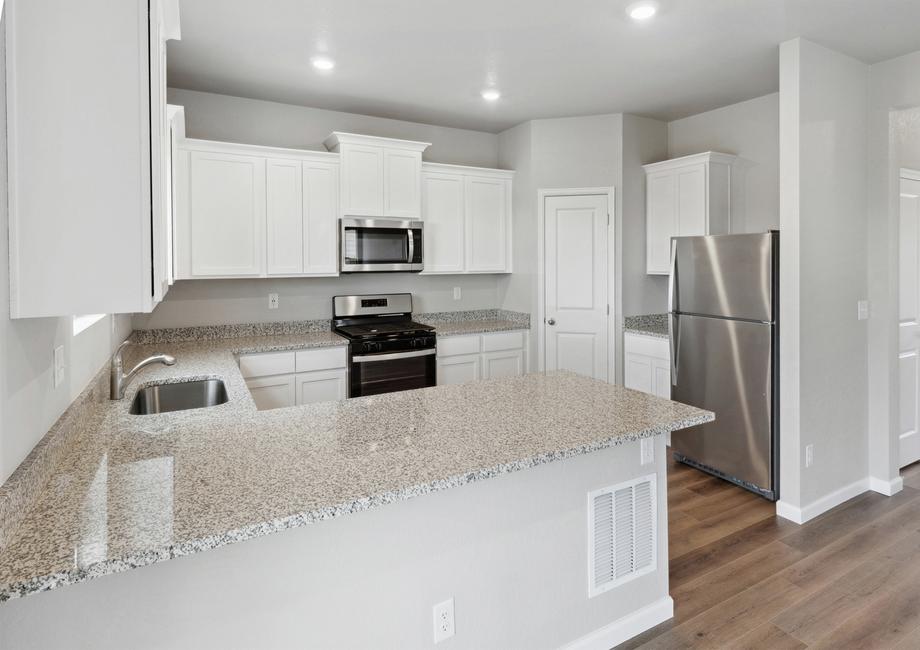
167 0 920 133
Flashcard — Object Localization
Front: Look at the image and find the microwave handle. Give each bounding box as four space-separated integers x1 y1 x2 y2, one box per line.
407 230 415 264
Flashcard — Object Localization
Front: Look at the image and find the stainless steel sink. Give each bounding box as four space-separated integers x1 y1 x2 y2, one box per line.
129 379 228 415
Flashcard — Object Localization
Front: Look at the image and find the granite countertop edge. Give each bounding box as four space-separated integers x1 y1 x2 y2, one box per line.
0 407 712 603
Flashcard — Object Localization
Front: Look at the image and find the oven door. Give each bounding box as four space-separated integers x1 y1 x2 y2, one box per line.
340 218 424 272
349 348 436 397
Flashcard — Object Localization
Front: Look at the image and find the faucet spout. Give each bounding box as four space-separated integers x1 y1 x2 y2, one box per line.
110 341 177 400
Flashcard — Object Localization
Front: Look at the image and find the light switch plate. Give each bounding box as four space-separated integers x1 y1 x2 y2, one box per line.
53 345 65 388
857 300 870 321
453 287 461 301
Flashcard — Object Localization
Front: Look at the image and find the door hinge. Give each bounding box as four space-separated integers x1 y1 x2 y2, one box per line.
607 304 610 316
607 213 611 226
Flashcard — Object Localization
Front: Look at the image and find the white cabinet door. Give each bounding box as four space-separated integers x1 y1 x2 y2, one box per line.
295 369 347 405
384 149 421 218
340 144 384 216
482 350 524 380
303 161 339 275
189 151 266 276
267 159 304 275
676 163 707 237
247 374 295 410
437 354 482 386
646 171 677 275
421 172 465 273
652 357 671 399
624 353 653 393
465 175 510 273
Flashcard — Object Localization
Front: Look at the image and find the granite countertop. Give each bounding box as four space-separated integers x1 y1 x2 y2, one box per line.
0 333 710 602
624 314 669 339
431 319 527 336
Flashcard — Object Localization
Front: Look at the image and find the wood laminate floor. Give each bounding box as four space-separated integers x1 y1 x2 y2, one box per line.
617 452 920 649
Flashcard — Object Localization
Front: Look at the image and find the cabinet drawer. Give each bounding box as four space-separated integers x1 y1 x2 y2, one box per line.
295 346 347 372
482 330 524 352
239 351 296 379
438 335 481 357
623 332 669 360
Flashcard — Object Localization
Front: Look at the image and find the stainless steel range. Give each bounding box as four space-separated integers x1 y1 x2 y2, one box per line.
332 294 436 398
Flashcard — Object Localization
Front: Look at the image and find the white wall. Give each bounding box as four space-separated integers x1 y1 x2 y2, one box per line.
167 88 500 168
497 114 624 366
779 38 869 514
0 17 132 484
621 114 669 318
866 50 920 488
133 275 502 329
668 93 780 234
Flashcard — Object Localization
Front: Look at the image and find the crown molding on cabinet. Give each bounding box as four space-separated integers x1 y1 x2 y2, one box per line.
323 131 431 154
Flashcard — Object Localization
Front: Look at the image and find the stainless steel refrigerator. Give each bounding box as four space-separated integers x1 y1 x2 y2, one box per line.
669 231 779 500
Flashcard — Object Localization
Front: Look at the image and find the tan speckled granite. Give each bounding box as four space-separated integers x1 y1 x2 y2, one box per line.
430 319 528 337
0 332 710 602
624 314 669 339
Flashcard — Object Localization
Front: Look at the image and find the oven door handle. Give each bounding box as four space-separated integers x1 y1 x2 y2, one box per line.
352 348 436 363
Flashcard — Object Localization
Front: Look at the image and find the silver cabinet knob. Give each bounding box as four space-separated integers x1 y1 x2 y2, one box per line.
547 318 556 326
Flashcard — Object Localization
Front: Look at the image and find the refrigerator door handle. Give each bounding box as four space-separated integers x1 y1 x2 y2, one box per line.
670 313 680 386
668 238 678 315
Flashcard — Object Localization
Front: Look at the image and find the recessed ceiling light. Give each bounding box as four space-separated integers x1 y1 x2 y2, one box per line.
311 56 335 71
481 89 501 102
626 1 658 20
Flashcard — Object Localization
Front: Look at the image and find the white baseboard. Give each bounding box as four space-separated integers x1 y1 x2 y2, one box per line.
559 596 673 650
776 478 869 525
869 475 904 496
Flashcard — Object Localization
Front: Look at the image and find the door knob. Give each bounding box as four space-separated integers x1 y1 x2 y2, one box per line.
547 318 556 326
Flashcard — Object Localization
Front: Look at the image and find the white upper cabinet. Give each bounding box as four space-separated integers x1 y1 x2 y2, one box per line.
266 159 304 276
644 152 737 275
465 174 511 273
302 161 340 275
175 140 339 279
323 132 429 218
188 151 266 277
421 163 513 275
421 171 466 273
6 0 180 317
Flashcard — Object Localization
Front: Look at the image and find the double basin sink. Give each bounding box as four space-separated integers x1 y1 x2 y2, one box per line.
129 379 228 415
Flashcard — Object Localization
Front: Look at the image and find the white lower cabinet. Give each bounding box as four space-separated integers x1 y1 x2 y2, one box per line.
623 333 670 399
246 374 296 411
436 354 482 386
436 331 528 385
295 369 347 405
240 347 347 409
482 350 524 380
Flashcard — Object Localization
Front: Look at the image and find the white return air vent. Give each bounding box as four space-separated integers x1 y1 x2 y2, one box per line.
587 474 657 597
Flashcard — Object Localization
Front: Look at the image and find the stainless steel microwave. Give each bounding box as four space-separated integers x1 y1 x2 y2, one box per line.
340 217 424 273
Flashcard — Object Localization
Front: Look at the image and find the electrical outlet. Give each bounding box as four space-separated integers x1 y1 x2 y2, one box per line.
641 437 655 465
805 444 814 468
857 300 870 321
432 598 455 643
268 293 279 310
53 345 65 388
453 287 461 301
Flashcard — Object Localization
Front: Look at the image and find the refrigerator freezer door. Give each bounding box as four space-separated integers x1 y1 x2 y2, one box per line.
671 313 774 494
672 232 774 322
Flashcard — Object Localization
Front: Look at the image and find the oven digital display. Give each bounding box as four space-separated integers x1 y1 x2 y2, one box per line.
361 298 388 308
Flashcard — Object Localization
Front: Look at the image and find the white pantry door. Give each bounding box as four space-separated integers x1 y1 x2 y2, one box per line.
900 172 920 468
544 194 609 380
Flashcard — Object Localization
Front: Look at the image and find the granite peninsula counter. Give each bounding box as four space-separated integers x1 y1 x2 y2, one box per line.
0 331 711 648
